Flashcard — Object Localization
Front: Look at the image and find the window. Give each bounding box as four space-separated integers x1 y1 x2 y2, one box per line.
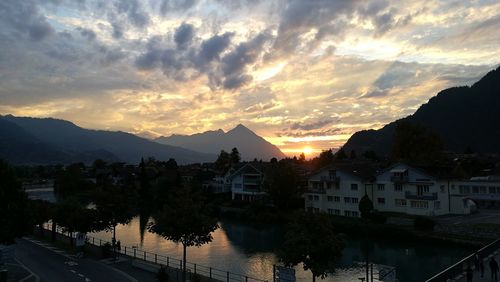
328 170 336 178
472 186 479 193
235 183 242 188
314 208 320 213
344 197 351 204
334 209 341 215
417 185 429 195
351 197 359 204
352 211 359 217
440 185 445 193
334 196 340 202
410 200 428 209
434 201 441 210
377 184 385 191
314 195 319 201
480 186 486 193
327 183 333 189
394 184 403 191
344 210 351 217
395 199 407 207
351 184 358 191
328 209 334 215
377 198 385 205
327 196 334 202
307 207 313 212
307 195 313 201
312 182 320 189
497 187 500 194
489 187 496 194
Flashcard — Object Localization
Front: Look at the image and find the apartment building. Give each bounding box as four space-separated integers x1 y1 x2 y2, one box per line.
304 163 489 217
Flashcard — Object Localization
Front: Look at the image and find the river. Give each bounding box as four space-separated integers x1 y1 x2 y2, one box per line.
90 216 471 282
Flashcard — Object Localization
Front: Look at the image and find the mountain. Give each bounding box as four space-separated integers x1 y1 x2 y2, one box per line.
0 115 215 165
343 66 500 156
155 124 286 160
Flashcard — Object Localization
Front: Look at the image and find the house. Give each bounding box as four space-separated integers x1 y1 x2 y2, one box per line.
304 162 482 217
229 163 267 201
304 164 376 217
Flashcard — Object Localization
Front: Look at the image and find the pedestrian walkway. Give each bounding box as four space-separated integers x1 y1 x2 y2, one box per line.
455 248 500 282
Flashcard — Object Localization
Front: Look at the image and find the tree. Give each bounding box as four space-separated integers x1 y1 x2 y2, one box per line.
358 195 374 219
391 121 443 164
149 185 218 282
279 212 344 282
299 153 306 162
264 161 302 210
230 147 241 164
55 163 94 198
214 150 231 170
0 159 31 245
335 148 347 160
54 198 98 246
29 200 55 236
94 184 135 255
349 150 357 159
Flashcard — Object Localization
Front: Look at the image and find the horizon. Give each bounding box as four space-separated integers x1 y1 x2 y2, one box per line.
1 1 499 158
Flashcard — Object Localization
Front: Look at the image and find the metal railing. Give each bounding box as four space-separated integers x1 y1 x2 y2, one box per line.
425 238 500 281
42 223 268 282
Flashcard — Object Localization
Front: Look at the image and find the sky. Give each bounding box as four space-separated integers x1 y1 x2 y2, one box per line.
0 0 499 157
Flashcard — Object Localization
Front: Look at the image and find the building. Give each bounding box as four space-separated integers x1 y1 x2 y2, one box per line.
229 163 267 201
304 162 495 217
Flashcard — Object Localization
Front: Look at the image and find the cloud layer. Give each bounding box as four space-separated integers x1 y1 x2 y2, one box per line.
0 0 499 155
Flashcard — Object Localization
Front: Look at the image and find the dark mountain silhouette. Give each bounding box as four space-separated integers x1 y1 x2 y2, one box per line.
155 124 286 160
0 115 215 165
343 66 500 156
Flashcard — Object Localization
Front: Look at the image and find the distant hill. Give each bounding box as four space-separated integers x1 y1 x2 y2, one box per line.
0 115 215 165
343 66 500 156
155 124 286 161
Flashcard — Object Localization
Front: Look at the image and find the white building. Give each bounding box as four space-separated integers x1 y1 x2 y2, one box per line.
304 163 493 217
229 163 267 201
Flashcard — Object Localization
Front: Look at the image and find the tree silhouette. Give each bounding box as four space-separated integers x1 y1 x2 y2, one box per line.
391 121 443 164
335 148 347 160
149 185 218 282
230 147 241 164
279 212 344 282
55 198 98 246
214 150 231 170
264 161 302 210
0 159 31 244
358 195 374 219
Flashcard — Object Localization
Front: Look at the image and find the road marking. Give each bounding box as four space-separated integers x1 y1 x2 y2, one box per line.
15 258 40 282
78 274 85 277
70 270 77 274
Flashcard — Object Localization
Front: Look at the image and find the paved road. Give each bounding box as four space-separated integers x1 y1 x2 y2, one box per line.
15 237 139 282
436 210 500 226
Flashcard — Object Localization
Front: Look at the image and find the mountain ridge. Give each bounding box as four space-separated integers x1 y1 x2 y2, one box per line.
343 66 500 156
155 124 286 160
0 115 215 165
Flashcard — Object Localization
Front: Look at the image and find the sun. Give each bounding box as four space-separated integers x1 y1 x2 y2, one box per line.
302 146 314 156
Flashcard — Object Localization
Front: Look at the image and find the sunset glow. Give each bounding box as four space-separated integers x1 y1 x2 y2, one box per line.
0 1 498 153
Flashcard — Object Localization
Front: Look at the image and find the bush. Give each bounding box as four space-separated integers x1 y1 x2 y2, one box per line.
157 266 169 282
413 216 436 231
101 242 112 258
192 273 202 282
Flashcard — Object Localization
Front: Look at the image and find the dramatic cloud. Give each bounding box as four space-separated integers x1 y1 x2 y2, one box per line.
0 0 499 155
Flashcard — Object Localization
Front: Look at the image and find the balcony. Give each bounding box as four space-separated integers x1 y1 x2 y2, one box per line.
391 175 409 183
405 191 437 201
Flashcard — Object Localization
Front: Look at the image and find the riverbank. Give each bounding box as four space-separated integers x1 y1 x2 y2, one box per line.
218 205 494 248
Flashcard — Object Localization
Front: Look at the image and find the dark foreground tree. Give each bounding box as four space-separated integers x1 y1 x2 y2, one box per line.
279 212 344 282
358 195 374 219
264 161 302 210
149 185 218 282
55 198 98 246
29 200 55 236
0 159 31 244
94 184 135 255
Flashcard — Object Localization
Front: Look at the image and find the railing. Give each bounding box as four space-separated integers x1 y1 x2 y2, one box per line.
405 192 438 201
425 238 500 281
42 223 268 282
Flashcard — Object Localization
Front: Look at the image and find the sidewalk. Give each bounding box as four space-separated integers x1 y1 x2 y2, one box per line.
455 248 500 282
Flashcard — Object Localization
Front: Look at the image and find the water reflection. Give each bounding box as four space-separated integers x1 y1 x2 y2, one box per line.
91 216 471 282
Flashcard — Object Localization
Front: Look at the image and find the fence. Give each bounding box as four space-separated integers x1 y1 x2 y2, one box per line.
42 223 268 282
425 238 500 281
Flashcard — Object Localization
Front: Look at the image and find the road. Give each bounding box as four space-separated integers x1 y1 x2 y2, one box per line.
14 238 139 282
